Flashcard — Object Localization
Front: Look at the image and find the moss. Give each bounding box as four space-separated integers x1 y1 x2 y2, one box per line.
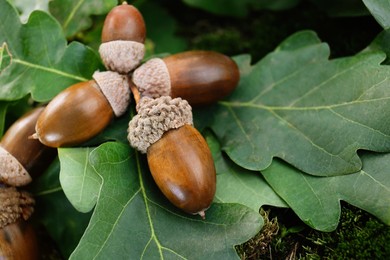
238 204 390 259
302 204 390 259
236 209 279 259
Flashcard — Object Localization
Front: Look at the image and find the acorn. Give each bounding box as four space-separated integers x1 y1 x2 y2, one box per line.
0 107 54 187
132 50 240 106
128 96 216 218
32 71 130 148
99 2 146 73
0 220 39 260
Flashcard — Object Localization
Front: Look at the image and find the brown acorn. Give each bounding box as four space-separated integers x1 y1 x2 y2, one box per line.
0 107 54 187
99 2 146 73
128 96 216 218
33 71 130 148
132 50 240 106
0 220 39 260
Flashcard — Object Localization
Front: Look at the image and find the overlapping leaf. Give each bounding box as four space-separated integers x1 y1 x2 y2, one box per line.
211 30 390 176
58 142 262 259
262 152 390 231
205 132 287 211
49 0 117 37
59 147 101 213
9 0 49 22
30 159 92 258
0 0 102 102
363 0 390 29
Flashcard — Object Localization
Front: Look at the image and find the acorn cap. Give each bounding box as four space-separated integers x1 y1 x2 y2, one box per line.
99 40 145 74
128 96 193 153
0 147 32 187
132 58 171 98
93 71 131 117
0 186 35 228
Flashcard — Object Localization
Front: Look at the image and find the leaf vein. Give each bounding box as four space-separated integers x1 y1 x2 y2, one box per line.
329 108 390 138
288 59 364 107
361 170 390 192
136 152 164 259
13 58 87 81
63 0 86 30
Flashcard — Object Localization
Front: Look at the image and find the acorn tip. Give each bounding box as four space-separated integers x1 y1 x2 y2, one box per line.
29 133 38 140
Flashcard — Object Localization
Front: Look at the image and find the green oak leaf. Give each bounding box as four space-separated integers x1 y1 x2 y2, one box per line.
205 131 288 210
211 30 390 176
0 42 11 71
62 142 262 259
30 158 92 258
0 0 102 102
59 147 101 213
9 0 49 22
49 0 117 38
363 0 390 29
366 29 390 65
262 152 390 231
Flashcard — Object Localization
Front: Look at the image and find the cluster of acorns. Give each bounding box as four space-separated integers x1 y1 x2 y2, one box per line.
1 1 239 258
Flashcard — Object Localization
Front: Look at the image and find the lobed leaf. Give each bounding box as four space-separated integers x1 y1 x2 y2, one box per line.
363 0 390 29
9 0 49 22
49 0 117 38
63 142 262 259
262 152 390 231
206 132 288 211
0 0 102 102
211 30 390 176
31 158 92 258
59 147 101 213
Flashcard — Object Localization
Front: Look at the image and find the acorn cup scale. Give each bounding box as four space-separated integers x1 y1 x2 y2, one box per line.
32 71 130 148
132 50 240 106
128 96 216 218
0 107 58 229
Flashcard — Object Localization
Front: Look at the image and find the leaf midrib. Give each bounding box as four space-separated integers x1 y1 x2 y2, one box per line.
63 0 86 30
13 58 87 81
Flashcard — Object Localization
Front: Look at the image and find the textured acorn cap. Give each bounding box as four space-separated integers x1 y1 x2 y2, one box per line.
93 71 131 117
99 40 145 74
128 96 193 153
0 147 32 187
0 186 35 228
132 58 171 98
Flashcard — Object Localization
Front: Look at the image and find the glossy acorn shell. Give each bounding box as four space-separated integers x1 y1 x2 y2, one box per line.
101 3 146 43
147 124 216 216
0 220 39 260
0 107 55 178
164 50 240 106
35 81 114 147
